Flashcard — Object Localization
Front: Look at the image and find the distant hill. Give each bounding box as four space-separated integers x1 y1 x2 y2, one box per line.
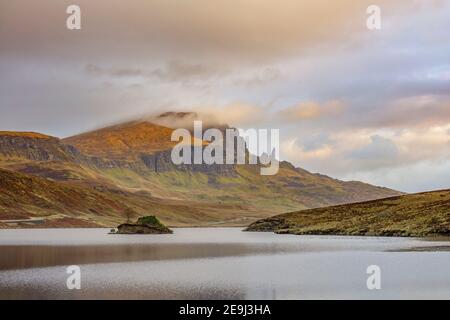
0 114 403 227
246 190 450 237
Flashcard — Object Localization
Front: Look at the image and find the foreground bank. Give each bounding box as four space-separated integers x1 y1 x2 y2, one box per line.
245 190 450 237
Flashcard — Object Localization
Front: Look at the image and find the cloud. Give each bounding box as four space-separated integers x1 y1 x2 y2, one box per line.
86 64 144 78
278 100 345 121
1 0 450 193
86 60 230 82
168 99 346 128
0 0 411 62
297 133 333 152
142 103 266 129
349 135 398 160
347 135 399 170
152 60 229 81
282 138 333 162
281 123 450 191
232 67 282 87
193 104 267 127
342 159 450 193
361 95 450 129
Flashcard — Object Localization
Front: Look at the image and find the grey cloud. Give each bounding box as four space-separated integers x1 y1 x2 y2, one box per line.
152 60 230 81
233 68 282 88
277 100 345 122
296 133 333 152
0 0 410 62
86 64 144 78
276 93 450 133
85 60 230 82
359 95 450 129
341 159 450 193
349 135 398 160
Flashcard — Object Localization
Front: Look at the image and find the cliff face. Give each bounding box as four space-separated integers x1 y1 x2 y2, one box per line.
61 119 241 176
0 128 235 175
0 132 81 162
140 150 237 175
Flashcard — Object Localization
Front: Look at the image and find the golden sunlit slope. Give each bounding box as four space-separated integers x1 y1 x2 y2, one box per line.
62 121 178 160
246 190 450 237
0 131 54 139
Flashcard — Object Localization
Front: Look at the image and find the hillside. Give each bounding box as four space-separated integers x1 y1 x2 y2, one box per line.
0 168 128 227
245 190 450 237
62 121 178 160
0 115 404 227
0 168 270 228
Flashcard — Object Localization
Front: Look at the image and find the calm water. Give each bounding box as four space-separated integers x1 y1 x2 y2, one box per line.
0 228 450 299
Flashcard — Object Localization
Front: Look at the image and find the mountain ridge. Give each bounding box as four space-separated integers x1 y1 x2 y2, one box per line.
0 116 404 227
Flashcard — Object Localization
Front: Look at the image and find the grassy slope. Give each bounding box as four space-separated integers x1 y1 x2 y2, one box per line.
0 168 128 226
0 168 270 228
245 190 450 237
0 158 403 228
95 162 402 215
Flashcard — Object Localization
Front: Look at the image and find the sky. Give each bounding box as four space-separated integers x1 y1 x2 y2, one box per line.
0 0 449 192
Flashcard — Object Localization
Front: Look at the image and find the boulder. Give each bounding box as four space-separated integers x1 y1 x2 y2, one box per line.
114 216 173 234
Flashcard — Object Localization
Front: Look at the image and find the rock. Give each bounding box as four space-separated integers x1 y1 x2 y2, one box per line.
244 217 290 232
114 216 173 234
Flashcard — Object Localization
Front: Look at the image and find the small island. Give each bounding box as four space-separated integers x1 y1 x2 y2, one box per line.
111 216 173 234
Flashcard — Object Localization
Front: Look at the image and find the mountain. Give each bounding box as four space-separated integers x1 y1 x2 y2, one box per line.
245 190 450 237
0 114 403 227
63 121 177 161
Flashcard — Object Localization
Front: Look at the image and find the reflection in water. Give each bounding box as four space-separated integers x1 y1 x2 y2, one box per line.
1 228 450 299
0 243 304 271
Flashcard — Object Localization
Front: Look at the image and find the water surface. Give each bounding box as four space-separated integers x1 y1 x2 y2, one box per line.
0 228 449 299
